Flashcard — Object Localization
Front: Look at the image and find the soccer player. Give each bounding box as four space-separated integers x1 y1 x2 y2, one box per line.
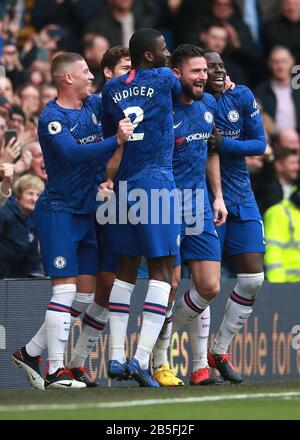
101 28 183 387
11 52 133 389
66 47 131 385
152 44 227 386
193 50 266 383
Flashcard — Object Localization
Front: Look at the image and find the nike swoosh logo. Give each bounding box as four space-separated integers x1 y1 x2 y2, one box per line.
59 382 72 387
201 317 209 320
173 121 183 129
70 124 78 132
30 373 36 381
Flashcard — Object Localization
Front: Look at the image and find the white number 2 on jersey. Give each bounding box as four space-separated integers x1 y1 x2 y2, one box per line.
123 106 144 141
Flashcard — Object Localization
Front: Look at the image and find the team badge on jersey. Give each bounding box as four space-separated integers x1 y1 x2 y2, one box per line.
48 121 62 135
204 111 213 124
228 110 239 123
92 113 98 125
54 256 67 269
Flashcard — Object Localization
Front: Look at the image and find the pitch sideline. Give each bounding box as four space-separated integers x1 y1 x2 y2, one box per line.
0 391 300 412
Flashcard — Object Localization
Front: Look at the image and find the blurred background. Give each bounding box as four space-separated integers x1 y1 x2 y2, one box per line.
0 0 300 282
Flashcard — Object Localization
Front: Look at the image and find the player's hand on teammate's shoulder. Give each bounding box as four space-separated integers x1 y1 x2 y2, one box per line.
116 118 133 145
224 75 235 92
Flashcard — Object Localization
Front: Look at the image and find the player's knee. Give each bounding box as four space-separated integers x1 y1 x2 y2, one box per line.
237 272 264 299
195 278 220 300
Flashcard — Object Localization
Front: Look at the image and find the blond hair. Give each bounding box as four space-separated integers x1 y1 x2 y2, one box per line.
13 174 44 199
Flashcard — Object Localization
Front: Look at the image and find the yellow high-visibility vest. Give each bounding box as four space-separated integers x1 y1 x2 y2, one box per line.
264 199 300 282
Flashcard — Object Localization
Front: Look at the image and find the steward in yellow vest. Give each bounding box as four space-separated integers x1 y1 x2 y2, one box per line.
264 186 300 282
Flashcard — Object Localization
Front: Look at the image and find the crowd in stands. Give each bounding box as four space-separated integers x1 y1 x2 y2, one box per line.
0 0 300 281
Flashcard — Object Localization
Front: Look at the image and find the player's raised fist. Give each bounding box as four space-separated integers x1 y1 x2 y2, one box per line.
117 118 134 144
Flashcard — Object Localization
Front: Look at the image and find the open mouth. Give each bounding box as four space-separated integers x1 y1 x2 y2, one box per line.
194 83 205 92
212 76 225 86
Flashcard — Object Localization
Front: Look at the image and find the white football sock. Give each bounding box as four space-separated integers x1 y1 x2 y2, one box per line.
188 306 210 372
210 273 264 355
68 302 108 369
152 302 174 369
45 284 76 374
70 292 94 327
135 279 170 369
26 322 47 357
172 279 212 333
108 279 134 363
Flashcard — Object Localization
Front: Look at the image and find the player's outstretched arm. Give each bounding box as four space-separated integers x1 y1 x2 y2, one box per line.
206 152 227 226
218 88 267 157
39 118 133 165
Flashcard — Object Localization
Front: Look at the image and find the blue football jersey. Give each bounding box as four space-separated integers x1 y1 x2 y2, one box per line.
213 85 266 206
38 95 118 214
172 93 216 221
101 67 182 183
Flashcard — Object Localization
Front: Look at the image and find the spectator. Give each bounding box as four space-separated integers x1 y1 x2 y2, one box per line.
2 77 15 103
262 0 300 64
0 162 14 207
264 184 300 282
277 128 300 152
0 95 12 119
2 40 28 89
9 104 26 133
235 1 281 41
85 0 159 47
254 46 300 132
25 141 47 181
0 173 44 278
17 83 40 121
83 33 110 92
274 148 300 198
254 148 300 213
200 20 247 84
39 82 57 109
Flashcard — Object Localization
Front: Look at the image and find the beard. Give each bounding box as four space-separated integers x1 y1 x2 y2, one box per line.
181 82 204 101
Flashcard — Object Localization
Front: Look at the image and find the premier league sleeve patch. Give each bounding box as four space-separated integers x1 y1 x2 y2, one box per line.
48 121 62 135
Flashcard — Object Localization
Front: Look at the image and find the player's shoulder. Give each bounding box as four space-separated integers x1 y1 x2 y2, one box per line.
38 100 71 136
103 74 126 92
228 85 254 100
39 99 66 122
87 93 102 109
202 92 217 107
39 100 66 128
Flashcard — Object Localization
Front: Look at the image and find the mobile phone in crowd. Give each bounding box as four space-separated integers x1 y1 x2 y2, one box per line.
4 129 17 145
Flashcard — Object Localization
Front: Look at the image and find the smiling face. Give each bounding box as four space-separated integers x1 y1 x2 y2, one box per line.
68 60 94 100
178 56 208 101
28 142 47 181
18 187 41 215
204 52 227 95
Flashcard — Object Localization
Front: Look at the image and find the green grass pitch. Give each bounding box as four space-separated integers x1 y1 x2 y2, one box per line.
0 381 300 420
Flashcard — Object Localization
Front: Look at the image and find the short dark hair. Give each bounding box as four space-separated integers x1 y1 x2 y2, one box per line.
275 148 299 161
129 28 162 67
171 44 205 69
201 19 226 33
51 52 84 85
100 46 130 74
9 104 26 124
